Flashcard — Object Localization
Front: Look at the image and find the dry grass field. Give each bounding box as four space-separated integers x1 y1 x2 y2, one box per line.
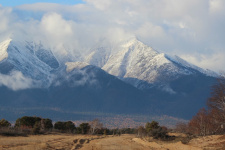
0 133 225 150
0 133 102 150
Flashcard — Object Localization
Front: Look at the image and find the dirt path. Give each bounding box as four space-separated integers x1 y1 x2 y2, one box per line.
79 135 151 150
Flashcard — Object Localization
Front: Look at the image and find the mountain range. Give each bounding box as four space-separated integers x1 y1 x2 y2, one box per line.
0 37 218 125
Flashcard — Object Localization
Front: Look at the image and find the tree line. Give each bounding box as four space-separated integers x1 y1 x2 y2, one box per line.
0 117 137 136
1 116 169 142
176 77 225 136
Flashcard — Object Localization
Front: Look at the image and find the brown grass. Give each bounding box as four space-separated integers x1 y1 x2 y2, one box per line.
0 133 101 150
1 133 225 150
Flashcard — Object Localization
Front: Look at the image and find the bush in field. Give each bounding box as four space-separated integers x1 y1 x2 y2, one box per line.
0 119 11 128
15 116 41 128
54 121 76 132
145 121 168 139
79 123 90 134
151 126 168 139
41 118 53 130
15 116 53 134
145 121 160 133
54 121 65 131
65 121 76 132
32 121 41 134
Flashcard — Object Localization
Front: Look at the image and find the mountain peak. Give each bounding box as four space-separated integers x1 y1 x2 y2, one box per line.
101 38 218 90
121 37 148 48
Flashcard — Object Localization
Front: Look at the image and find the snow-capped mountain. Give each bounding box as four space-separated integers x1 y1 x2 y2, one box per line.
0 37 218 91
0 37 218 120
84 38 218 90
0 39 61 88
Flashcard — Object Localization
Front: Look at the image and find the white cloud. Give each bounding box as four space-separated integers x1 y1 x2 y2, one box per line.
39 12 74 49
209 0 225 15
136 22 166 39
41 13 72 36
0 6 13 41
180 53 225 72
85 0 112 10
0 0 224 72
0 71 39 91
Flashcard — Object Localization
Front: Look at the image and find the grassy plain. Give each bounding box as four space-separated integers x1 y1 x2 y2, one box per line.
0 133 225 150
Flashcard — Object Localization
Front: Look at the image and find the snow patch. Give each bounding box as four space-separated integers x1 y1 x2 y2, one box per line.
151 53 171 67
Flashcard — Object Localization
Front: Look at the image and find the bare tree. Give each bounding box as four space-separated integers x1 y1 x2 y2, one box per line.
188 77 225 136
207 77 225 122
89 119 103 134
207 77 225 134
188 108 210 136
207 108 224 134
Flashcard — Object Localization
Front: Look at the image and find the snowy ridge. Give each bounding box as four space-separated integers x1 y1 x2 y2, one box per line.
85 47 111 68
0 39 61 88
65 62 89 72
0 39 11 61
167 55 218 77
7 40 52 77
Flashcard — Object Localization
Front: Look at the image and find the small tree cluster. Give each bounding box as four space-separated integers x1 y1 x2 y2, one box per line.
54 121 76 132
76 123 90 134
15 116 53 134
15 116 41 128
187 108 225 136
136 121 168 140
0 119 11 128
145 121 168 139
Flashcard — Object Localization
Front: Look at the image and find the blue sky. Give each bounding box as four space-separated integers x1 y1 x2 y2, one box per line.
0 0 84 6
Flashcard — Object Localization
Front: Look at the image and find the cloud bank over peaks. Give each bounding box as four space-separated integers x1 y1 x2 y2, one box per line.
0 71 41 91
0 0 224 72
